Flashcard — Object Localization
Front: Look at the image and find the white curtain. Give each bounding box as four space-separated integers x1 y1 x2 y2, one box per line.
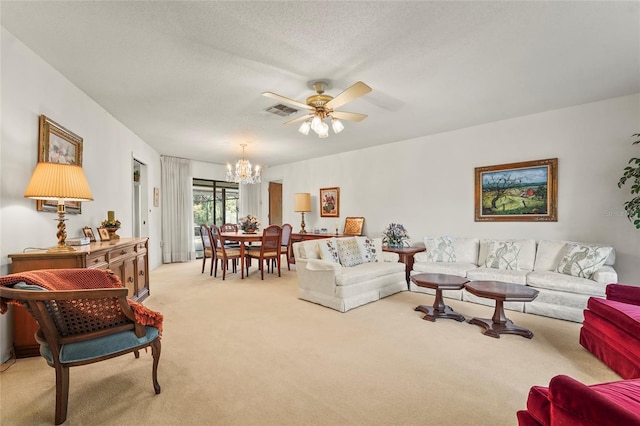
161 156 193 263
239 183 261 219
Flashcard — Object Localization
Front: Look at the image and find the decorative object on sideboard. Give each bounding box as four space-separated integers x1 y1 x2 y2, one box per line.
226 144 261 184
382 223 409 248
343 217 365 236
24 162 93 252
320 187 339 217
475 158 558 222
294 193 311 233
82 226 96 242
97 227 110 241
617 133 640 229
37 115 84 214
239 214 261 233
101 211 121 240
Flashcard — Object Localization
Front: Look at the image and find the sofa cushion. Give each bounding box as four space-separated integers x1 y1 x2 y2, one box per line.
355 237 382 263
478 239 536 271
412 261 477 277
318 238 340 264
294 240 320 260
526 270 606 296
335 262 405 286
424 236 456 262
483 240 521 270
555 243 613 279
587 297 640 338
525 385 550 426
466 267 529 284
336 238 363 267
535 240 616 271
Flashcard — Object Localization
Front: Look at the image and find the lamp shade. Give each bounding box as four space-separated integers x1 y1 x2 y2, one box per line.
294 193 311 212
24 162 93 201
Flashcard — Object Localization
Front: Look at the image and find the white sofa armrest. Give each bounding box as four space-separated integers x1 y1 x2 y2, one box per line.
382 252 399 263
592 265 618 284
305 259 343 273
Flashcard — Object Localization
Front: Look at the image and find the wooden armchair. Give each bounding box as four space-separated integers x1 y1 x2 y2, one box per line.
0 282 161 425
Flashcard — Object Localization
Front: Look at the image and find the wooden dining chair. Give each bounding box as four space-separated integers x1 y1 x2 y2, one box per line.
219 223 240 248
246 225 282 280
0 276 161 425
199 224 215 275
276 223 293 271
210 225 241 280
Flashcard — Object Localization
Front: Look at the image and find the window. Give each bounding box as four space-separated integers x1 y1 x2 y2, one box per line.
193 179 239 258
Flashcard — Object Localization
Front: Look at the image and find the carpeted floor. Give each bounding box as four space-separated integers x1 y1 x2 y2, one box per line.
0 260 620 425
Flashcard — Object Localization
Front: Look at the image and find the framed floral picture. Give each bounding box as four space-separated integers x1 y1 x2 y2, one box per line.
320 187 340 217
37 115 84 214
475 158 558 222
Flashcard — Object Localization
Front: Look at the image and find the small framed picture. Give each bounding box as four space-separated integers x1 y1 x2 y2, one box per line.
97 227 110 241
320 187 340 217
82 226 96 242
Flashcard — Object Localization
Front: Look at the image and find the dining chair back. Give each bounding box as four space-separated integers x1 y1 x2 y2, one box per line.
246 225 282 280
210 225 241 280
199 224 214 275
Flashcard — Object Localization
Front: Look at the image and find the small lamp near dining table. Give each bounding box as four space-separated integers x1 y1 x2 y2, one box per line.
294 192 311 234
24 162 93 252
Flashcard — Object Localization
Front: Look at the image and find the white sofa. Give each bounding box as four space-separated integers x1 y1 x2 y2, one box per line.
293 236 406 312
410 237 617 322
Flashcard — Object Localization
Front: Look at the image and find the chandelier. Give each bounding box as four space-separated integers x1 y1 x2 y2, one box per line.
226 144 261 184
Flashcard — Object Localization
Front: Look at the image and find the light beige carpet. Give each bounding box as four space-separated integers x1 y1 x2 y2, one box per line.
0 260 620 425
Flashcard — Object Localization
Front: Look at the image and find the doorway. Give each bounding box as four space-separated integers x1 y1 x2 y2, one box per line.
132 158 149 238
269 181 282 225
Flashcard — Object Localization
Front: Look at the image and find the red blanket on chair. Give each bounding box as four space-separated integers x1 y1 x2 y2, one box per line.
0 269 163 334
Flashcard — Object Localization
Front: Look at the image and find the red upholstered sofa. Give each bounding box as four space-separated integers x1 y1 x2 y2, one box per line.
516 374 640 425
580 283 640 379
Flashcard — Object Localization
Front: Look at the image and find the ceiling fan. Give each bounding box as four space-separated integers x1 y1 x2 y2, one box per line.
262 81 372 138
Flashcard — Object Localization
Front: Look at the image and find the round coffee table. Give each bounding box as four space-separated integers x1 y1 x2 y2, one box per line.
410 273 469 322
464 280 539 339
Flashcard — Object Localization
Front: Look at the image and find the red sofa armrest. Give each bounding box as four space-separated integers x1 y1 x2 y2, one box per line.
606 284 640 306
549 375 640 426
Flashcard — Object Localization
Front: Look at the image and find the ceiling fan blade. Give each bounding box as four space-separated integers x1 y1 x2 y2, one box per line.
330 111 368 122
262 92 312 111
324 81 372 110
283 114 313 125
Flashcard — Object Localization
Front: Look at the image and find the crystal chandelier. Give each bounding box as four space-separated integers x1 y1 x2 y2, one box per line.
226 144 261 184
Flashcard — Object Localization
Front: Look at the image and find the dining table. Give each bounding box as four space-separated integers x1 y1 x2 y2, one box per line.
219 230 264 279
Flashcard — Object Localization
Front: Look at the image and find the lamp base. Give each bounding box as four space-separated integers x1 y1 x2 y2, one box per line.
48 244 77 253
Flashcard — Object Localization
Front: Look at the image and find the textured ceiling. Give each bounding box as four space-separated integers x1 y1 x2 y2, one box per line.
2 1 639 168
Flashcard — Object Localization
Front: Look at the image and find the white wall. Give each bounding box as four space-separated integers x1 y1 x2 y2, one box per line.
0 29 163 361
262 94 640 284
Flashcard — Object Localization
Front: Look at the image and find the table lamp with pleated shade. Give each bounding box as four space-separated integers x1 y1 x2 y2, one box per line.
24 162 93 252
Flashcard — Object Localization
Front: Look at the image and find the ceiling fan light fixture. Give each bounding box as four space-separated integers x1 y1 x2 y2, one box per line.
298 121 311 135
331 117 344 134
318 122 329 138
311 115 322 133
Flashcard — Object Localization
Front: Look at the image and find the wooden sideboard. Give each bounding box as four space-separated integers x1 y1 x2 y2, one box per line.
8 237 149 358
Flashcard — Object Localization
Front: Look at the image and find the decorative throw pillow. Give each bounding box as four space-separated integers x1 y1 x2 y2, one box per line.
355 237 378 263
483 240 520 270
424 236 456 262
337 238 364 267
555 243 613 279
318 238 340 264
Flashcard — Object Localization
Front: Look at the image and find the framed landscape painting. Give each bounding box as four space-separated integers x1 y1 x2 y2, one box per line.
37 115 84 214
475 158 558 222
320 187 340 217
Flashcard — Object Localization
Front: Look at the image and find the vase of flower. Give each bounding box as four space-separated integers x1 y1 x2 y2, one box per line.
382 223 409 249
240 214 261 234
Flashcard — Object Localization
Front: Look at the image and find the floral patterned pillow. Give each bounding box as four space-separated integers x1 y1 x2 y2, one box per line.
355 237 378 263
424 236 457 262
337 238 364 267
483 240 520 270
318 238 340 264
556 243 612 279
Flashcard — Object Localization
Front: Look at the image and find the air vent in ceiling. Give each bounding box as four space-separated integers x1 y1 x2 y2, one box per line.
265 104 298 117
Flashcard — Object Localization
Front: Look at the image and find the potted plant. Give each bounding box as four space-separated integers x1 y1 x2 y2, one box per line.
618 133 640 229
382 223 409 248
239 214 261 233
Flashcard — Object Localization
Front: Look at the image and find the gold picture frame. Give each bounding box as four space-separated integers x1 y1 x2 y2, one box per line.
320 187 340 217
475 158 558 222
343 217 365 236
37 115 84 214
97 227 110 241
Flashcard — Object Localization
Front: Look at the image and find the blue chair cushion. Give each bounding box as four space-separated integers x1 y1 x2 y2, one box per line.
40 326 159 364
